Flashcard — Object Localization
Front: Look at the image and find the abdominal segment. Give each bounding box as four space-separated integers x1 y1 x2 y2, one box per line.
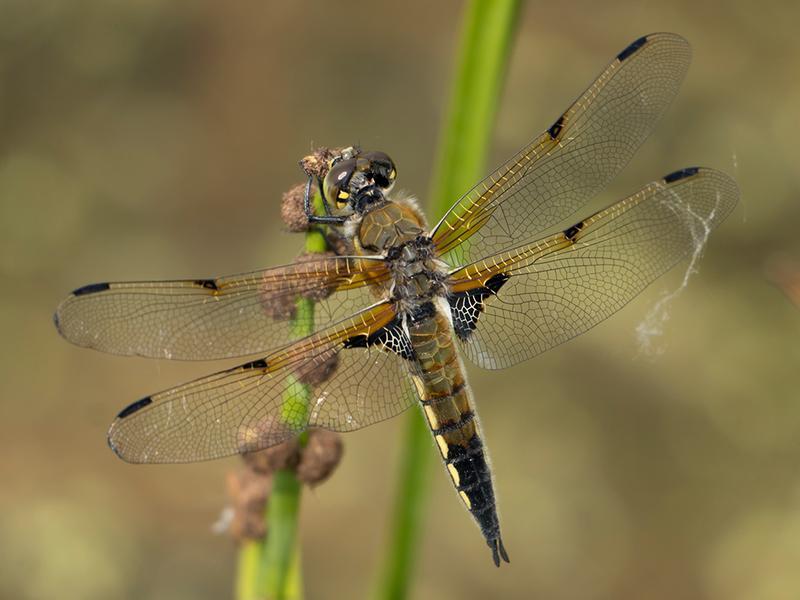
407 303 509 566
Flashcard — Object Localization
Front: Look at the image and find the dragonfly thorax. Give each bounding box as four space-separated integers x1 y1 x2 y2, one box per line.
386 235 447 311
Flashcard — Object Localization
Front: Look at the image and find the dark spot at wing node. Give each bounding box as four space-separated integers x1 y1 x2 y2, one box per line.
116 396 153 419
194 279 219 291
663 167 700 184
547 115 565 140
241 359 268 370
449 273 510 340
563 221 585 242
617 35 648 62
72 282 110 296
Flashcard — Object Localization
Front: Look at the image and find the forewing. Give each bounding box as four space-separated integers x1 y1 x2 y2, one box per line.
55 255 390 360
431 33 692 267
108 301 419 463
447 168 738 369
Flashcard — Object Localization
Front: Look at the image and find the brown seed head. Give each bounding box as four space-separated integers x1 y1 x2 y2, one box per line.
325 228 353 256
258 268 299 322
300 146 354 180
294 350 340 387
297 429 344 486
281 183 310 233
242 436 302 474
300 147 335 179
295 251 337 301
236 416 299 455
225 469 272 542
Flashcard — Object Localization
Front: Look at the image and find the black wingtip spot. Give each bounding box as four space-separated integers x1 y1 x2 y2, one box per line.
617 35 648 62
664 167 700 184
116 396 153 419
547 115 565 140
241 358 268 370
194 279 219 291
72 282 110 296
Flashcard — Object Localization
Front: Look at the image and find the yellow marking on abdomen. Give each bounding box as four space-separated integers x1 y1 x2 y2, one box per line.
435 435 449 457
410 375 427 401
424 405 440 430
447 463 460 486
459 490 472 509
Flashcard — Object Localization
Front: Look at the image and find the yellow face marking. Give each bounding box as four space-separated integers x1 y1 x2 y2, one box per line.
435 435 449 457
447 463 460 486
338 191 349 199
459 490 472 509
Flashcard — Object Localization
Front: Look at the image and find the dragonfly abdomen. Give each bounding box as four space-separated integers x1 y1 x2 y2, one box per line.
407 301 509 566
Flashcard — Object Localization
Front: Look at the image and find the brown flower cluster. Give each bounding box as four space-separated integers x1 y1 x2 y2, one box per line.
225 429 344 543
222 148 356 543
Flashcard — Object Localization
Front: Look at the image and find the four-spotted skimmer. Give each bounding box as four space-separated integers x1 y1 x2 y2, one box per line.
55 33 738 566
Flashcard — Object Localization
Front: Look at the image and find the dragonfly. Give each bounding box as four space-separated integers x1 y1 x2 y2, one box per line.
54 33 738 566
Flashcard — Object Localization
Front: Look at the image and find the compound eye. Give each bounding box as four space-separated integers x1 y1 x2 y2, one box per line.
362 151 396 188
323 158 356 208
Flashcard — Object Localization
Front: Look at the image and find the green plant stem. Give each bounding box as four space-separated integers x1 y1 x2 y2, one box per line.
374 1 519 598
236 540 262 600
261 469 304 599
373 411 431 600
259 225 326 600
430 0 520 209
236 204 327 600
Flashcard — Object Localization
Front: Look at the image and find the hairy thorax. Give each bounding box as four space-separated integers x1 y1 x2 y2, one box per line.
351 199 448 315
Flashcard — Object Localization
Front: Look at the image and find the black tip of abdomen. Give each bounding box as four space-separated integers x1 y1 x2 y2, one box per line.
488 536 510 567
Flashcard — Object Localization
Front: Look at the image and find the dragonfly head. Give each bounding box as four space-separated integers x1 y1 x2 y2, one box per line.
322 148 397 215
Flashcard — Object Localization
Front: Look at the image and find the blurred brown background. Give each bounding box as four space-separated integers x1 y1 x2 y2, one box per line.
2 1 799 598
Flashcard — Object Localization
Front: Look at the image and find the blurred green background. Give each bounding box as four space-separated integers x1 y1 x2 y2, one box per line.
2 1 799 598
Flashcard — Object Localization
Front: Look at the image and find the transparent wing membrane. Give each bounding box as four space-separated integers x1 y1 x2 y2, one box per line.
54 32 739 473
447 168 739 369
108 302 419 463
55 255 390 360
432 33 692 268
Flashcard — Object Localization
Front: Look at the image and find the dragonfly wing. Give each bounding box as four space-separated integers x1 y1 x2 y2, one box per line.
431 33 692 267
55 255 390 360
446 168 738 369
108 301 420 463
